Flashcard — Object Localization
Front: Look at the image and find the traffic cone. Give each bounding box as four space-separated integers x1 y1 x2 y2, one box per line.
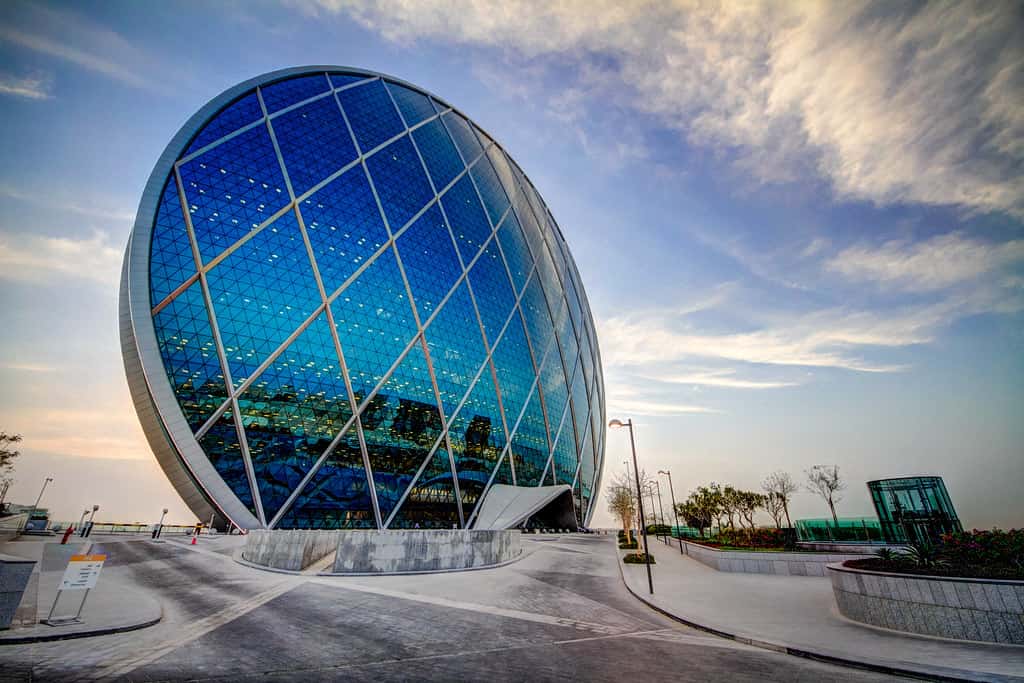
191 535 197 545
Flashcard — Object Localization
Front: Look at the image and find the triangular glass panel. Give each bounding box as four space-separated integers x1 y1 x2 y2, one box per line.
486 146 519 202
422 281 487 420
205 210 322 388
273 429 374 529
410 118 464 192
395 203 462 321
551 410 578 486
329 72 368 89
272 95 358 197
364 134 434 231
388 446 461 529
330 246 418 401
469 153 510 228
299 163 389 296
237 313 353 522
448 365 506 521
442 111 483 163
337 79 405 153
491 450 514 487
467 238 516 346
260 74 330 114
360 342 444 523
197 410 258 519
495 212 532 296
385 81 436 128
152 279 228 431
184 91 263 156
149 177 196 305
440 173 492 264
509 386 550 487
179 123 289 263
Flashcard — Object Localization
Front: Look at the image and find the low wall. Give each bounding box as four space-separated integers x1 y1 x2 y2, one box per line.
828 563 1024 644
242 530 340 571
0 554 36 630
796 542 904 554
679 539 861 576
332 530 520 574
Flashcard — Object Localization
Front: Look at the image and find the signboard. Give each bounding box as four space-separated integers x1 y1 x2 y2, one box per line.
59 554 106 590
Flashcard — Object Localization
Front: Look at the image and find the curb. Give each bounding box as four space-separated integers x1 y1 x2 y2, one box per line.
614 546 1006 683
0 613 162 645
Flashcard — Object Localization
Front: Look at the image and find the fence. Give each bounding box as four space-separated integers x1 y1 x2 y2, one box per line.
794 517 883 543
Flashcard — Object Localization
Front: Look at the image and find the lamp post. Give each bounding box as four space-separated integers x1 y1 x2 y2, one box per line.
653 480 666 535
31 477 53 516
82 504 99 538
609 418 653 594
77 508 90 532
659 469 683 553
156 508 168 539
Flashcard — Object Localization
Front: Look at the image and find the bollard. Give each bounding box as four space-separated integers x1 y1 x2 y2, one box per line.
61 527 75 545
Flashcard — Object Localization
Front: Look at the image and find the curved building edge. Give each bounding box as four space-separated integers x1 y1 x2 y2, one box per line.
121 65 605 531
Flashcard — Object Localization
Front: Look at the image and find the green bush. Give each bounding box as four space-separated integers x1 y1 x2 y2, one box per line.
619 541 638 550
941 528 1023 573
646 524 672 536
623 552 655 564
715 527 786 549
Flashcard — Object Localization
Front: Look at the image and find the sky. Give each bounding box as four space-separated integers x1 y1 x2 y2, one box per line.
0 0 1020 529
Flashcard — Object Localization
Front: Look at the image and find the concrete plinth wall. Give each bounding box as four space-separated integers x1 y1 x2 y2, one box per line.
242 530 340 571
829 563 1024 644
679 539 861 576
796 542 905 555
0 554 36 630
332 530 521 574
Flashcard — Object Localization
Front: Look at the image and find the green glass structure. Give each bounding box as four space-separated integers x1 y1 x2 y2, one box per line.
868 476 961 544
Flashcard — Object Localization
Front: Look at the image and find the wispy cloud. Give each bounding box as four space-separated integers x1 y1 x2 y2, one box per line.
645 369 798 389
323 0 1024 217
0 362 56 373
0 230 122 287
0 73 52 100
0 185 135 223
0 4 183 96
827 232 1024 292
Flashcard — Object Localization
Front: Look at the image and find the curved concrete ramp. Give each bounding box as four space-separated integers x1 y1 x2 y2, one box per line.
472 484 577 530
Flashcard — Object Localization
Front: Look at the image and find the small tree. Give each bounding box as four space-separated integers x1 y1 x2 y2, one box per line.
805 465 845 525
678 485 719 537
0 432 21 474
607 484 637 544
762 471 797 528
763 491 786 528
735 490 764 530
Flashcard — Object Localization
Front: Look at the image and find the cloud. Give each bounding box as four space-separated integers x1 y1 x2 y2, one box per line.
0 185 135 223
827 232 1024 292
0 230 122 287
0 363 56 373
646 369 798 389
0 3 184 96
322 0 1024 217
0 73 52 99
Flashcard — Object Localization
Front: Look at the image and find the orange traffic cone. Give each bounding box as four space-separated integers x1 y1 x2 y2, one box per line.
191 535 197 545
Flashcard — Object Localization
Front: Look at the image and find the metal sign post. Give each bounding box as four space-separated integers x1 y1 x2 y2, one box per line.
43 550 106 626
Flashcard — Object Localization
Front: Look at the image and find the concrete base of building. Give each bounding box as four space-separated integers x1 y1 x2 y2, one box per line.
0 554 36 630
241 530 341 572
330 530 521 574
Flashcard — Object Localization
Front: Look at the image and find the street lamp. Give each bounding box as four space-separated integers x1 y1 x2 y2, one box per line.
82 504 99 538
155 507 169 539
659 469 684 553
31 477 53 516
77 508 90 532
609 418 653 594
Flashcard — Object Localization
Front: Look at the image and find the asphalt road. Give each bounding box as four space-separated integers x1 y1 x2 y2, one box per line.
0 534 905 682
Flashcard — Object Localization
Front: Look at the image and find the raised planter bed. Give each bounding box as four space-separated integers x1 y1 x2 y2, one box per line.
679 539 861 576
827 562 1024 644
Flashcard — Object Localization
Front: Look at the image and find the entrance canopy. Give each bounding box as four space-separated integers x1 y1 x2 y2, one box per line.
473 484 578 530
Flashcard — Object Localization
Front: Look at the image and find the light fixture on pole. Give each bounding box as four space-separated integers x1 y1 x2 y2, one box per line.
77 508 90 532
156 507 169 539
31 477 53 516
659 469 684 553
609 418 653 594
82 504 99 538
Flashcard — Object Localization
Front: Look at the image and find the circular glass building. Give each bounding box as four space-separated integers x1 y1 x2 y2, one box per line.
120 66 604 531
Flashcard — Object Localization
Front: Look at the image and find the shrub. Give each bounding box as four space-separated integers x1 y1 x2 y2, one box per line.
619 541 639 550
715 527 786 549
941 528 1024 573
623 552 655 564
646 524 672 536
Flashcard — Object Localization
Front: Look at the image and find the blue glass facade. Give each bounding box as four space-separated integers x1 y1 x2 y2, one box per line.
126 67 604 530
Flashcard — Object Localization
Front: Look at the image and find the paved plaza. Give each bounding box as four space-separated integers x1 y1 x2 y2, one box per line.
0 534 908 682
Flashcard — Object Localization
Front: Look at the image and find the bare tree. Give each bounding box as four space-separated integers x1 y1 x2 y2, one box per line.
763 491 786 528
762 471 798 528
607 484 637 544
805 465 845 525
0 432 21 474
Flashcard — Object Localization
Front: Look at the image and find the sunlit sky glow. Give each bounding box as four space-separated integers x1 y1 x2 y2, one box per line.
0 0 1021 529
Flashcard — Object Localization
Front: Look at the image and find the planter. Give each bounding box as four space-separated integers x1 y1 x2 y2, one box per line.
828 562 1024 644
678 539 861 576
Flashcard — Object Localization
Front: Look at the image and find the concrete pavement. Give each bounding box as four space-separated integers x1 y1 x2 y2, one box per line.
0 533 907 681
620 535 1024 682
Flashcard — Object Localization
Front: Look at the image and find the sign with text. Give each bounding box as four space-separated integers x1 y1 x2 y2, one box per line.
59 554 106 590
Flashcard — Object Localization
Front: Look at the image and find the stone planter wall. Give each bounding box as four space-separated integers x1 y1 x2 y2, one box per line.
242 529 341 571
679 539 861 576
0 554 36 630
796 541 904 554
828 562 1024 644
